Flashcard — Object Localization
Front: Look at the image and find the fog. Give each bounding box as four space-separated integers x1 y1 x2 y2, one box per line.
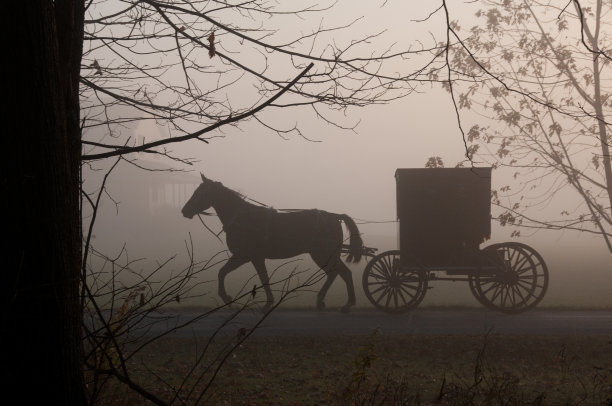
82 0 610 311
85 110 612 310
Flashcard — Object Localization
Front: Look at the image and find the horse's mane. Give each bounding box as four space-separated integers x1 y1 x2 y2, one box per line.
212 180 273 212
210 180 241 203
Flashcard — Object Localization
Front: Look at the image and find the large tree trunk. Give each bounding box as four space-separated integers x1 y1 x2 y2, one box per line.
2 1 85 403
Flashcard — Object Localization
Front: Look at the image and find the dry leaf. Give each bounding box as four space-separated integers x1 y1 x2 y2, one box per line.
90 59 103 75
208 31 216 58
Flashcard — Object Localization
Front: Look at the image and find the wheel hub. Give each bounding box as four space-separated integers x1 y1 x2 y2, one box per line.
388 274 401 288
500 270 519 284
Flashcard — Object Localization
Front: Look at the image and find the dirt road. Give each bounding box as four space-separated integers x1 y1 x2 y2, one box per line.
140 308 612 337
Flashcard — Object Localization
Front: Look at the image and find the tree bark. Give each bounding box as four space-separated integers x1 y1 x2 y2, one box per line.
2 1 85 403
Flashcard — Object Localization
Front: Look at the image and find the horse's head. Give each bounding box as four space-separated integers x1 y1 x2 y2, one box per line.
181 173 217 219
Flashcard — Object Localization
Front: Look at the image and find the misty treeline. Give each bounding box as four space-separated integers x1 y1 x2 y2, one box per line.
3 1 610 405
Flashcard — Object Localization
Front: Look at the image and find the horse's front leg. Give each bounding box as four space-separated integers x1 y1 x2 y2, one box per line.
252 258 274 313
218 255 249 305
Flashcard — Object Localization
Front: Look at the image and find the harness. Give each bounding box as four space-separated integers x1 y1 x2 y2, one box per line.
195 187 327 247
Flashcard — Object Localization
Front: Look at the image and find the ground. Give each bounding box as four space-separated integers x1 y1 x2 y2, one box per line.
94 332 612 405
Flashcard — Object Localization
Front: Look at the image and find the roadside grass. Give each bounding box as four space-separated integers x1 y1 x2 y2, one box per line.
94 333 612 405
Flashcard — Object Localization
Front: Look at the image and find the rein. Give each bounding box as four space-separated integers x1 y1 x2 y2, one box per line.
193 185 311 245
236 188 309 213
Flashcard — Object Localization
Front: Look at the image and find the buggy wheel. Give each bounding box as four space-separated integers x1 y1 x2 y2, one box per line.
362 250 427 313
469 242 549 314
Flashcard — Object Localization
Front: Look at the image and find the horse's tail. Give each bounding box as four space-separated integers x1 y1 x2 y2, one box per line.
339 214 363 263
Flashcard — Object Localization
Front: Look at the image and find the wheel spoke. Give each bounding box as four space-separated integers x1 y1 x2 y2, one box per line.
372 263 391 280
367 273 389 283
385 288 393 308
516 279 535 292
399 283 419 292
368 284 388 296
472 243 548 313
513 255 534 274
506 247 517 266
511 284 527 304
518 273 544 281
363 251 426 313
489 283 504 303
507 286 517 307
398 284 416 300
481 281 501 296
367 280 390 286
374 285 392 305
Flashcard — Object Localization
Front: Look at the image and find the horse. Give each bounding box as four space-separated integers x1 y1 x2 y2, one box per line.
181 174 364 312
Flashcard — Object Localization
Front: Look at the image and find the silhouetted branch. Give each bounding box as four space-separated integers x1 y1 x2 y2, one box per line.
570 0 612 61
82 63 313 160
444 0 611 252
442 0 473 166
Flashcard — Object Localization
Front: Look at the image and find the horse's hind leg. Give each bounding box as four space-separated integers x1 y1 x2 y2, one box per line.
316 271 338 311
336 261 356 313
218 255 249 305
252 258 274 313
312 254 355 312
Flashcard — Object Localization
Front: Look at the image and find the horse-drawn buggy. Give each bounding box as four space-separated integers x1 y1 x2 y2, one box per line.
360 168 549 314
182 168 548 314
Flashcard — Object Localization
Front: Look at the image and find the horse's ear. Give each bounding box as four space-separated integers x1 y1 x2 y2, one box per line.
200 173 207 182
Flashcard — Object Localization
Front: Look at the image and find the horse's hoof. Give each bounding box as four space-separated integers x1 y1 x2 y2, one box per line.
220 294 233 305
340 305 351 313
316 302 326 311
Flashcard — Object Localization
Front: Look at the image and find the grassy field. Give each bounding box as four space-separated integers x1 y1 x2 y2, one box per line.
93 332 612 405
